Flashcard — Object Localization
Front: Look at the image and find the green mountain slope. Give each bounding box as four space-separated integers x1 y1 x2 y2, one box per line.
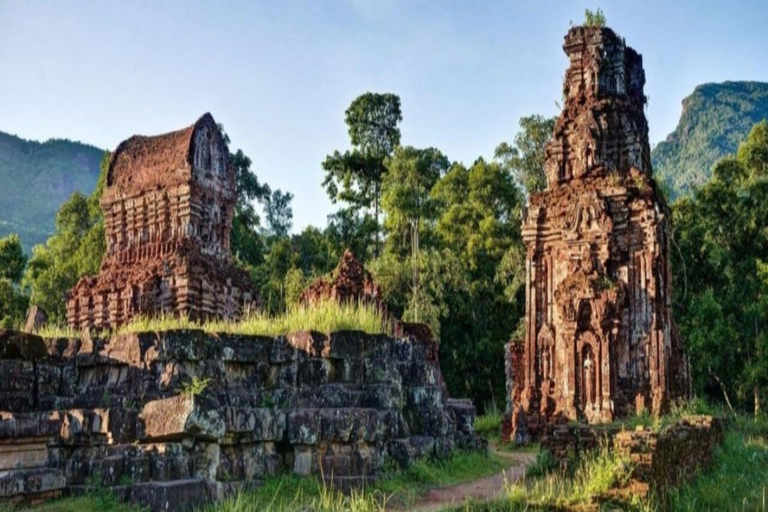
0 131 104 251
652 81 768 199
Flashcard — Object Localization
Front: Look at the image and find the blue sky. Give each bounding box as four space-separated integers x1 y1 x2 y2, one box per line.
1 0 766 231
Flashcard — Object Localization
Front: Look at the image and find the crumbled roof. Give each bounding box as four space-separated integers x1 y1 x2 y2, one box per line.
106 112 217 193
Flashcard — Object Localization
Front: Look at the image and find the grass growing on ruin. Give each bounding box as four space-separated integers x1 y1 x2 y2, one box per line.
203 450 507 512
113 299 392 337
8 450 504 512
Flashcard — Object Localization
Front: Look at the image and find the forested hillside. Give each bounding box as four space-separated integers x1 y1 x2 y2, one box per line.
652 81 768 198
0 131 103 251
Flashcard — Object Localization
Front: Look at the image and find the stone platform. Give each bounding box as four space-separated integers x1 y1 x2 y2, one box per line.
0 329 483 510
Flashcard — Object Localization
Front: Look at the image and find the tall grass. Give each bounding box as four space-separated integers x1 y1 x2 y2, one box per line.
475 402 503 441
112 300 392 337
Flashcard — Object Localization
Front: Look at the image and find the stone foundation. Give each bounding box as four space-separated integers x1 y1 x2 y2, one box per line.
0 329 482 510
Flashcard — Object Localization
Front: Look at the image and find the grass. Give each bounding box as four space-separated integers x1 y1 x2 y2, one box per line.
664 417 768 512
31 300 393 339
9 450 505 512
475 409 503 441
440 443 634 512
30 324 84 339
0 491 143 512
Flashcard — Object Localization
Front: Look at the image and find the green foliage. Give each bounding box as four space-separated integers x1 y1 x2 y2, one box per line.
23 152 109 322
583 8 607 28
323 92 403 256
181 377 210 396
671 121 768 413
665 419 768 512
0 132 104 252
652 81 768 199
0 233 28 328
220 128 272 269
0 234 27 283
494 115 556 196
524 450 556 478
264 189 294 237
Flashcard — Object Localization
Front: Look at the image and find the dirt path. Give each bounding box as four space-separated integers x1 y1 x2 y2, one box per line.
410 450 536 512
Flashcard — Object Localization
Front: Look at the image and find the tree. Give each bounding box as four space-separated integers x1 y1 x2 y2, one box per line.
264 189 294 237
24 153 109 322
672 121 768 415
0 234 28 328
325 207 379 263
219 126 271 268
0 234 26 283
381 146 449 320
584 8 607 28
495 115 556 196
323 93 403 256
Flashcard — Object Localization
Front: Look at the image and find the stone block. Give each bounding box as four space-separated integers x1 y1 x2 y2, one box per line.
407 386 446 409
0 468 66 499
0 330 48 361
324 331 363 359
210 334 272 363
287 409 320 445
286 331 326 358
0 440 49 471
297 359 332 388
139 395 224 441
128 479 212 512
361 384 402 409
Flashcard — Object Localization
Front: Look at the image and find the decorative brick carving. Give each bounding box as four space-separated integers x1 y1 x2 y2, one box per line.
506 27 690 439
66 114 254 330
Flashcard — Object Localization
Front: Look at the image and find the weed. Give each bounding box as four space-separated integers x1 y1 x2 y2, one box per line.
181 376 210 396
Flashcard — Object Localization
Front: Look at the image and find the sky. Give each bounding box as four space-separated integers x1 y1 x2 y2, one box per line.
1 0 767 232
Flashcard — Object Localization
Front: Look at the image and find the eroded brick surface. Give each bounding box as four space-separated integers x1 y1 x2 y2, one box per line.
505 27 690 440
66 114 255 330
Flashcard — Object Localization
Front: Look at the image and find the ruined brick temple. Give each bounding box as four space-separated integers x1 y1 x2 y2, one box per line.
505 26 690 439
67 114 254 329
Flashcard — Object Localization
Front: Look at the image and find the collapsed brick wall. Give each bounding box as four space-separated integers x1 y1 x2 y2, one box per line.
612 416 725 499
0 329 482 510
67 113 254 330
540 416 724 501
509 26 690 440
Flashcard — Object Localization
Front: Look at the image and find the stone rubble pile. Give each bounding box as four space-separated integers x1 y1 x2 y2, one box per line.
0 328 483 510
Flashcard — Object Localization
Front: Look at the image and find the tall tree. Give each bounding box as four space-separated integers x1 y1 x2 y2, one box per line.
430 158 525 408
264 189 294 237
672 121 768 415
495 115 556 196
381 146 449 321
323 92 403 256
219 128 272 268
0 234 28 328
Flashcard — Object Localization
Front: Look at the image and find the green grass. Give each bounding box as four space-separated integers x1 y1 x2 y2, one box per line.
9 450 504 512
93 300 392 338
664 418 768 512
27 300 392 340
475 410 503 441
0 491 143 512
29 324 84 339
440 444 634 512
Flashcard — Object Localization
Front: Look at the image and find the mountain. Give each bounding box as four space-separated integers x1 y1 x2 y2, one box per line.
0 131 104 252
652 81 768 199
